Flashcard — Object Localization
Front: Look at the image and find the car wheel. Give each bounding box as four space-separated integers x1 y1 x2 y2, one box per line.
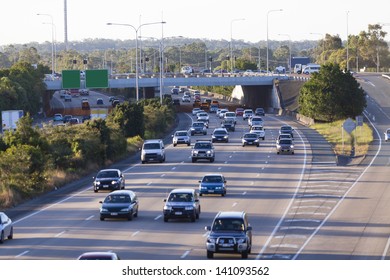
164 217 168 222
242 144 245 147
187 143 190 146
256 144 259 147
199 193 203 196
241 251 248 259
142 161 145 164
173 143 176 147
8 227 13 240
292 151 295 155
191 214 196 222
192 158 196 163
94 189 98 193
210 158 214 163
0 231 4 244
100 216 104 221
128 211 133 221
207 251 214 259
277 151 280 154
134 209 138 218
262 137 265 140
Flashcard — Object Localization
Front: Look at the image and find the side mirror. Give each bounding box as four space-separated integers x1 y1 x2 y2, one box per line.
163 199 167 202
205 226 211 231
99 201 103 204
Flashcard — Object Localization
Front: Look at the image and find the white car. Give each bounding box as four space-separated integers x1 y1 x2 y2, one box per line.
218 109 229 119
192 108 202 116
224 112 237 124
250 126 265 140
197 112 209 122
385 128 390 142
182 95 191 102
243 109 253 120
0 212 13 243
249 116 263 127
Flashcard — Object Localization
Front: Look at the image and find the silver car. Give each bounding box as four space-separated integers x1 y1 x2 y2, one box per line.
172 130 191 146
0 212 13 244
384 128 390 142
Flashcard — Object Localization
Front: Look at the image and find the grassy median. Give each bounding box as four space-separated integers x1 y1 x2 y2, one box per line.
311 120 373 157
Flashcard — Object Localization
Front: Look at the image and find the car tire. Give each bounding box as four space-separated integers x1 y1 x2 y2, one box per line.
164 217 168 222
128 212 133 221
241 251 248 259
8 227 13 240
187 143 190 146
207 251 214 259
100 216 104 221
94 189 98 193
142 161 145 164
173 144 176 147
192 158 196 163
256 144 259 147
0 231 4 244
210 158 214 163
191 214 196 222
134 210 138 218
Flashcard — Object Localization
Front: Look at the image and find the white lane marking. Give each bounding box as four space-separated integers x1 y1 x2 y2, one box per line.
250 182 254 185
232 202 238 207
147 182 152 186
242 191 247 195
218 167 222 170
285 219 322 223
154 215 162 221
229 155 233 158
224 161 228 164
275 235 307 239
55 231 66 237
181 250 191 259
15 251 29 258
280 226 316 231
171 167 176 171
291 206 331 210
270 244 298 249
85 215 94 221
132 231 140 237
160 174 166 177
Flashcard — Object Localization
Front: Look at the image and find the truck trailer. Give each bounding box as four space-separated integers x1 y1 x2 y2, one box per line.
1 110 24 132
291 57 311 74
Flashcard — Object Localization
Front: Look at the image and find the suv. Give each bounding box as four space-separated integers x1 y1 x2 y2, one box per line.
163 189 201 222
191 140 215 162
243 109 253 120
276 138 295 154
221 118 235 132
93 168 125 193
255 107 265 116
141 139 165 164
189 122 207 136
205 211 252 259
172 130 191 146
279 125 294 138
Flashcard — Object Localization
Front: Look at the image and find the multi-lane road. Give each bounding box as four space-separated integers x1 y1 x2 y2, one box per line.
1 73 390 260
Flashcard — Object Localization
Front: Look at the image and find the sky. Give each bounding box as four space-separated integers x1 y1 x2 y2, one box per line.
1 0 390 46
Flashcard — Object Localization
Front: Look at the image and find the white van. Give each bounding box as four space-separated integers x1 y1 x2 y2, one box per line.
302 64 321 74
141 139 165 164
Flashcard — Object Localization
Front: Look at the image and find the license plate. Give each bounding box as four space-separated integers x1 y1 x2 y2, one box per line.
110 213 118 216
103 185 109 188
175 212 182 215
208 190 214 193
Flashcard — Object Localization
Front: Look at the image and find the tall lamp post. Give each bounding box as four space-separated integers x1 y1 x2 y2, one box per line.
37 13 55 77
230 18 245 72
346 11 350 71
107 21 166 102
267 9 283 74
278 33 291 73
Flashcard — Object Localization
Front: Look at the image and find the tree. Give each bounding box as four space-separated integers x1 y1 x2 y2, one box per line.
298 63 366 122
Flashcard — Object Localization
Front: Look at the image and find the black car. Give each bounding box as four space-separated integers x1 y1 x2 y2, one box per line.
163 189 201 222
205 211 252 259
212 128 229 143
63 115 72 123
99 190 138 221
241 133 260 147
93 169 125 193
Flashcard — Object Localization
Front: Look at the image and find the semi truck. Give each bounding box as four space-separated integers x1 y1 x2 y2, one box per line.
1 110 24 132
291 57 311 74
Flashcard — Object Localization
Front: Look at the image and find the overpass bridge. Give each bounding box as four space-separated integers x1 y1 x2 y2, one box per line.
44 74 305 111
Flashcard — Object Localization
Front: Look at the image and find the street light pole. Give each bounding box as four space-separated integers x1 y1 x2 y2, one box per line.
37 13 55 77
107 21 166 102
267 9 283 74
230 18 245 72
346 11 350 71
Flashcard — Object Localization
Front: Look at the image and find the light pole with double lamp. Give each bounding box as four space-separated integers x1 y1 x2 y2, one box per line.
107 21 166 102
37 13 55 77
266 9 283 74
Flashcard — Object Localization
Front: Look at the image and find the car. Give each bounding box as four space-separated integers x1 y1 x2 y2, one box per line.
112 99 120 107
197 118 209 128
197 112 209 122
235 108 244 116
279 125 294 138
96 98 104 105
191 140 215 162
109 96 116 102
209 104 219 113
243 109 254 120
277 133 293 144
182 95 191 102
171 87 179 95
221 118 235 132
77 251 120 260
218 109 229 119
0 212 13 244
199 174 227 196
53 113 63 122
192 108 202 116
205 211 252 259
93 168 125 193
212 128 229 143
172 130 191 146
141 139 165 164
189 122 207 136
385 128 390 141
64 94 72 102
248 116 263 127
276 138 295 154
250 126 265 140
79 89 90 96
68 117 80 125
172 99 180 106
99 190 139 221
163 188 200 222
241 133 260 147
255 107 265 116
224 111 237 124
63 115 72 123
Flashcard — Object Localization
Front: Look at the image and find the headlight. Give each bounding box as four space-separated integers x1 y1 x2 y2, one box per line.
185 206 194 210
192 151 198 155
164 206 172 211
111 180 118 185
120 207 131 212
206 150 212 155
207 238 216 243
223 136 228 139
237 238 247 244
100 208 108 212
95 181 101 185
290 145 294 148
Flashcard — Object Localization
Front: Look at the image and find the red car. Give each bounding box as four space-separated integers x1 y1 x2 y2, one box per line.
235 108 244 116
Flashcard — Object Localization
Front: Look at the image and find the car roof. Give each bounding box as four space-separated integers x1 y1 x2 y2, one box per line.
98 168 120 172
216 211 246 219
77 252 119 260
144 139 163 143
203 174 224 177
108 190 135 196
169 188 195 194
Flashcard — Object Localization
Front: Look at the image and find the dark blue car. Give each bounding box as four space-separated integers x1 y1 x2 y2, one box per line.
199 174 227 196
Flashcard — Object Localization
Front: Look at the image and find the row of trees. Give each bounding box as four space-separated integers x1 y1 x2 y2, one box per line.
1 24 388 74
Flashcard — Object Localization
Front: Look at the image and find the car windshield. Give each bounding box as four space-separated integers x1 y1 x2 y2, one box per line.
279 139 292 144
244 134 257 138
193 123 204 127
212 218 245 231
97 170 119 178
176 132 187 136
214 130 227 135
104 194 130 203
144 143 161 149
202 176 223 183
281 126 292 132
168 193 193 202
194 143 211 149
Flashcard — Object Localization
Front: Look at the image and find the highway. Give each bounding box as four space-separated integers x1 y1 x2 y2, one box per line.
1 74 390 260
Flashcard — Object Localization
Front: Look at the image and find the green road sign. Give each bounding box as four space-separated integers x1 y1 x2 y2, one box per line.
86 69 109 88
62 70 81 89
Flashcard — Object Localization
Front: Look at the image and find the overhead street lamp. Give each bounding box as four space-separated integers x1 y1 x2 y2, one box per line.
230 18 245 72
107 21 166 102
278 33 291 73
267 9 283 74
37 13 55 77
